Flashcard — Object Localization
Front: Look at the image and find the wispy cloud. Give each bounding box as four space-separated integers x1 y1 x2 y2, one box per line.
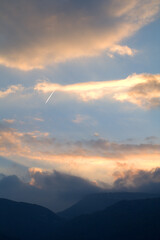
0 85 23 98
2 119 15 124
33 117 44 122
72 114 89 124
35 73 160 108
0 0 159 70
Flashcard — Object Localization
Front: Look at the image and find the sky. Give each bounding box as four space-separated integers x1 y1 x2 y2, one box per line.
0 0 160 211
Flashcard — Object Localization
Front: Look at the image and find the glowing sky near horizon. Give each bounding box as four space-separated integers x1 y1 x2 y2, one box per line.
0 0 160 186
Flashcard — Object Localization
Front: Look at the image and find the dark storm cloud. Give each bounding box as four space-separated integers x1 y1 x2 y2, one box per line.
0 170 101 212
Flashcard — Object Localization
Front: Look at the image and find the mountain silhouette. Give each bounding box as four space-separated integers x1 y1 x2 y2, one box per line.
0 232 18 240
57 197 160 240
1 196 160 240
0 198 62 240
58 192 159 218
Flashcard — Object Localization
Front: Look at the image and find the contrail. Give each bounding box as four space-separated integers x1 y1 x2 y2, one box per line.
45 91 54 104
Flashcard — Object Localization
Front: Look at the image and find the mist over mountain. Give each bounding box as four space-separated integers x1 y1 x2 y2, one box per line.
58 192 159 219
1 167 160 213
0 171 101 212
0 166 160 215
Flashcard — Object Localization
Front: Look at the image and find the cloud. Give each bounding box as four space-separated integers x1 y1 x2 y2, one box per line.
33 117 44 122
0 0 159 70
0 85 23 98
34 74 144 101
2 119 15 124
94 132 100 137
0 124 160 183
125 78 160 108
1 124 160 160
107 44 137 58
1 73 159 109
0 170 100 212
113 168 160 193
72 114 89 124
35 73 160 108
0 167 160 213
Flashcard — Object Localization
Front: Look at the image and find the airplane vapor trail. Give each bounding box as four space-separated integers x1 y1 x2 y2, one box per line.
45 91 54 104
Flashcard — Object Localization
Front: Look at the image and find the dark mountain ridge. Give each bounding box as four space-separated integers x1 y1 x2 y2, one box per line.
0 198 62 240
58 191 159 218
57 197 160 240
1 195 160 240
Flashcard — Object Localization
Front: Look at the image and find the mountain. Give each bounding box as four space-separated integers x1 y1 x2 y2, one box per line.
0 232 18 240
57 198 160 240
0 198 62 240
58 191 159 218
1 196 160 240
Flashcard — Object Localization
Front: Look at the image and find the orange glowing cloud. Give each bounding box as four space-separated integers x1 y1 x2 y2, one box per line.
107 45 137 58
2 119 15 124
0 85 23 98
0 0 159 70
35 73 160 108
0 125 160 183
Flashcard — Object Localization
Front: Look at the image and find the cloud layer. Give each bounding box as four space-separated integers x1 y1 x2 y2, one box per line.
35 73 160 108
1 123 160 159
114 168 160 193
0 123 160 183
0 0 159 70
0 167 160 212
0 170 100 212
1 73 160 109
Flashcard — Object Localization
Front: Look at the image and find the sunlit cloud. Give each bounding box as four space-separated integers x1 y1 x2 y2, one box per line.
35 73 160 108
2 119 15 124
0 85 23 98
0 0 159 70
113 168 160 193
107 45 137 58
94 132 100 137
33 117 44 122
0 124 160 183
117 76 160 108
72 114 89 124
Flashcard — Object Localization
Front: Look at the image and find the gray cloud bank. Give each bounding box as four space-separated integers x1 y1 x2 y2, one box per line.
114 168 160 193
0 168 160 212
0 0 159 70
0 170 100 212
